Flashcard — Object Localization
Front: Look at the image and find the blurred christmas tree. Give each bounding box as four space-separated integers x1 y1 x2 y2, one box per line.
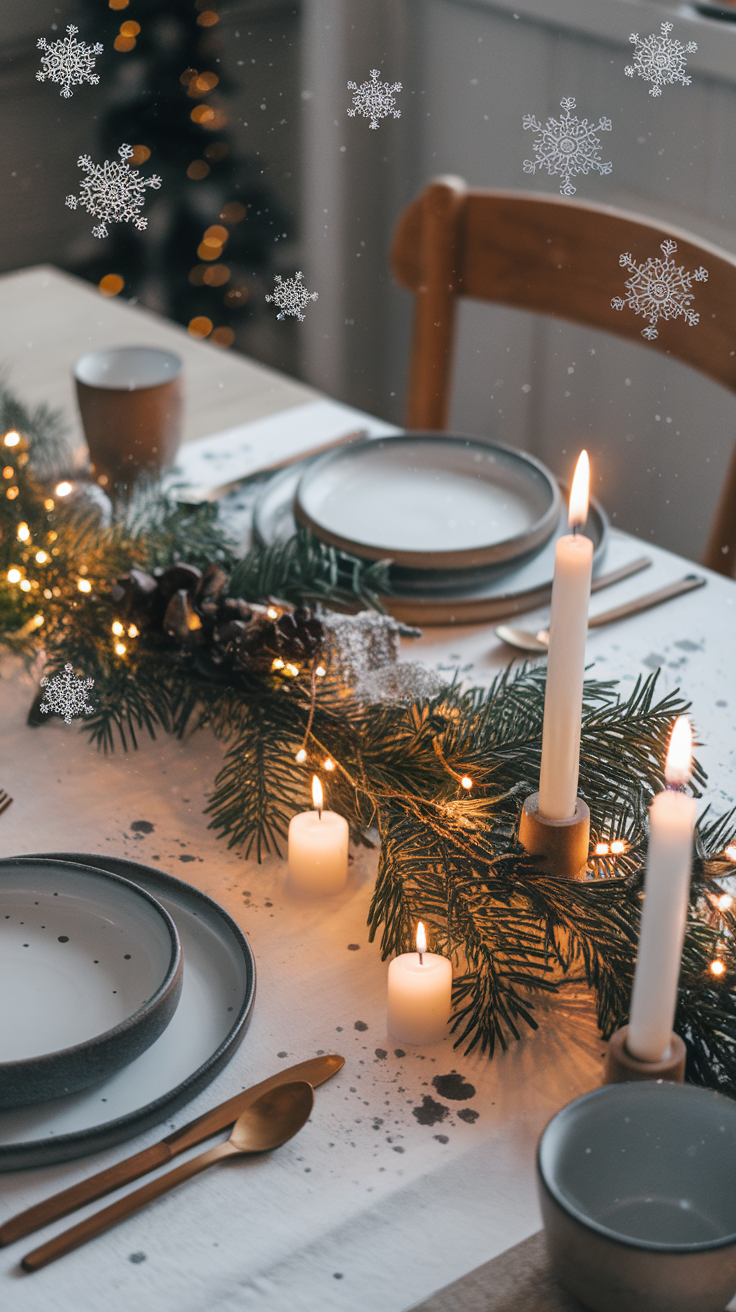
68 0 290 351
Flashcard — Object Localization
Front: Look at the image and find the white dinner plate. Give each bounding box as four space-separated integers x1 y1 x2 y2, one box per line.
0 855 255 1170
293 434 561 570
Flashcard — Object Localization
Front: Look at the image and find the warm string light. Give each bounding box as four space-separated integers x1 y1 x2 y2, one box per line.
460 776 473 791
711 959 726 977
594 840 626 857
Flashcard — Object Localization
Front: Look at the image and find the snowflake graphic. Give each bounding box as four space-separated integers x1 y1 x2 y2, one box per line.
37 24 103 99
611 240 708 341
625 23 697 98
65 143 161 239
40 664 95 725
265 272 318 322
523 97 612 196
347 68 402 130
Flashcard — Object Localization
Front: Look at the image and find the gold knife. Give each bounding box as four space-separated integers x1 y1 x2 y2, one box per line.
0 1054 344 1247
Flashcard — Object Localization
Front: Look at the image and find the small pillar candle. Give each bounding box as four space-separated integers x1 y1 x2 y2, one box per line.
627 717 697 1063
538 451 594 821
387 922 452 1045
288 776 349 895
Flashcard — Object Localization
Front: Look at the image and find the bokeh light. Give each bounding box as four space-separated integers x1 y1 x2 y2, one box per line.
98 274 124 297
188 316 213 338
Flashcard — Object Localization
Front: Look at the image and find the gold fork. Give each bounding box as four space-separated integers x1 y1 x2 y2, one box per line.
0 791 13 816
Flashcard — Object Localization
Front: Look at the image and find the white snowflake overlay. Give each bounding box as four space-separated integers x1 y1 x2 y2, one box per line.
66 144 161 239
347 69 402 130
37 24 103 99
625 23 697 98
265 272 318 322
523 98 612 196
611 240 708 341
40 664 95 725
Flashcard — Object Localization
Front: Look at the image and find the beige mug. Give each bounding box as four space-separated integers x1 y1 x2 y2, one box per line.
74 346 183 490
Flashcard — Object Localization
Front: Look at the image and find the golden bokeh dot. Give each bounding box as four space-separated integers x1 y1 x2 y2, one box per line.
109 0 129 8
114 34 136 51
188 265 208 286
204 224 228 244
211 327 235 348
128 144 151 165
120 20 140 36
6 487 19 500
195 72 219 92
180 68 197 86
202 110 227 132
187 160 210 180
197 11 220 26
197 241 221 262
191 104 215 125
2 466 13 479
188 316 213 339
203 264 230 287
98 273 124 297
220 201 247 224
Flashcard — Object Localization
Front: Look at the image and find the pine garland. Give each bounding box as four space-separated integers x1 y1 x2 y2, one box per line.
2 385 736 1090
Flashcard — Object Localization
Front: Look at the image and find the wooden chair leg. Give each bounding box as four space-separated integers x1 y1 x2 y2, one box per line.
703 439 736 577
405 178 465 430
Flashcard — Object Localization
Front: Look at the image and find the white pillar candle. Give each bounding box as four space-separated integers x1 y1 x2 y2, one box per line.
288 776 349 895
627 717 696 1062
538 451 593 821
387 922 453 1045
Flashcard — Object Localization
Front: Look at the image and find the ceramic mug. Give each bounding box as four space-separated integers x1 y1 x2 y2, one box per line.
74 346 183 491
537 1080 736 1312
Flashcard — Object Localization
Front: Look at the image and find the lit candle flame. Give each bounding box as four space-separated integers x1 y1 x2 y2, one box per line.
312 775 323 816
665 715 692 788
416 921 427 959
568 450 590 529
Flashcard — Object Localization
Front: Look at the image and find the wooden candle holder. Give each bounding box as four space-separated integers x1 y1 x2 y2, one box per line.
519 791 590 880
604 1025 686 1085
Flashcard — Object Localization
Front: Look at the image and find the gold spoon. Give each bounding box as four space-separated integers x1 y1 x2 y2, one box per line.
495 574 706 655
22 1080 315 1272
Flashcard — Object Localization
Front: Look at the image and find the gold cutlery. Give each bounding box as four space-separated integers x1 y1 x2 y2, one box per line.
495 574 706 654
22 1081 314 1271
0 1053 343 1247
0 791 13 817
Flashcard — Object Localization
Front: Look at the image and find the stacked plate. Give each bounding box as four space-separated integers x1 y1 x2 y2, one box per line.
253 433 608 624
0 855 255 1168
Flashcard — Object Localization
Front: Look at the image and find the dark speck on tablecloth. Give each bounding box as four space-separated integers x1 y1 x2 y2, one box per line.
394 1048 405 1058
354 1020 368 1031
129 1253 147 1264
432 1071 475 1101
375 1048 387 1059
412 1096 449 1126
130 821 154 833
347 943 360 950
458 1107 479 1124
434 1134 449 1144
277 1051 288 1058
179 854 196 862
642 652 666 670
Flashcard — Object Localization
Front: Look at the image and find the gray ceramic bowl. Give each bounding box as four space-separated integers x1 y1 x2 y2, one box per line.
537 1081 736 1312
0 857 182 1109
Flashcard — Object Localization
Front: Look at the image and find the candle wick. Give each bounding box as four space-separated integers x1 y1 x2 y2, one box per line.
418 950 423 965
572 523 578 537
318 805 322 820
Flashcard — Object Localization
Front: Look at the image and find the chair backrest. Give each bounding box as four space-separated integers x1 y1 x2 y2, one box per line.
391 178 736 574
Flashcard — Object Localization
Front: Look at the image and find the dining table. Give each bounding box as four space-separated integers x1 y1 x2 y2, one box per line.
0 265 735 1312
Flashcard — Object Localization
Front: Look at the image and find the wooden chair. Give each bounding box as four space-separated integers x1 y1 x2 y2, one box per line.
391 177 736 576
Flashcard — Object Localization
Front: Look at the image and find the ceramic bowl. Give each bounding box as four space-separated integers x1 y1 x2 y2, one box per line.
0 857 182 1109
537 1081 736 1312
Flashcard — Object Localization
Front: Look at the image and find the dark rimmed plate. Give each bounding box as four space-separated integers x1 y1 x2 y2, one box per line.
0 855 255 1170
293 433 562 570
0 857 182 1112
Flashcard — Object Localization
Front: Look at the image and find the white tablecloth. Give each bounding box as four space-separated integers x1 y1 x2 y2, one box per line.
0 529 733 1312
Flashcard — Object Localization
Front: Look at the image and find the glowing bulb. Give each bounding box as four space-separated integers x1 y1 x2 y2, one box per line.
595 842 610 856
665 716 693 788
19 580 31 592
460 775 472 790
568 450 590 528
718 894 733 912
35 550 48 564
610 840 626 855
3 431 20 447
44 498 55 510
416 921 427 956
112 621 124 636
323 758 335 771
267 606 278 619
55 481 73 497
285 663 299 677
16 522 30 542
77 578 92 593
115 642 127 656
312 775 323 812
295 748 307 764
271 658 284 671
315 665 326 677
33 614 43 628
2 466 13 479
711 959 726 977
128 624 138 637
7 568 21 583
726 844 736 862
